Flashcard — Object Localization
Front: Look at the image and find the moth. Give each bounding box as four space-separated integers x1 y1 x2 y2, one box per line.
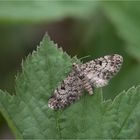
48 54 123 110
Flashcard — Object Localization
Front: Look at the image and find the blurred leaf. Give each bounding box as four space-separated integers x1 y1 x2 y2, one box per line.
77 12 125 58
103 1 140 60
0 1 98 23
0 34 140 139
0 114 4 126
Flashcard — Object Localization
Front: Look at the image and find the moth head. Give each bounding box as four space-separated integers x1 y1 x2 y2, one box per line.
72 63 77 67
72 63 80 71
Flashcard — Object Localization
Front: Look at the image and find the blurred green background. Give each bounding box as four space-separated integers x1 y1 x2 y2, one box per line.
0 1 140 139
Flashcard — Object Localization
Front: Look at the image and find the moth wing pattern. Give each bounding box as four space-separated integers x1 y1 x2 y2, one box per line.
48 71 83 110
48 54 123 110
80 54 123 88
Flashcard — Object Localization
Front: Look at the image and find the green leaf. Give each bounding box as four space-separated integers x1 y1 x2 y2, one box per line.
0 34 75 139
61 87 140 139
103 1 140 60
0 34 140 139
0 1 98 23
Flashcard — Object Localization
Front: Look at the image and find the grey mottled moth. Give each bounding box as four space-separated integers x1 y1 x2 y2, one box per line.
48 54 123 110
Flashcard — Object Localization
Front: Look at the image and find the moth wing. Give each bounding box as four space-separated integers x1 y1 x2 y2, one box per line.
48 71 83 110
81 54 123 88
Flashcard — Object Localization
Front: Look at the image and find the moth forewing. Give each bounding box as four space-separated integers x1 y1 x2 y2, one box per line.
48 54 123 110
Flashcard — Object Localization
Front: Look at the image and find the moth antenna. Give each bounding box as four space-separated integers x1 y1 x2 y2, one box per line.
79 55 91 61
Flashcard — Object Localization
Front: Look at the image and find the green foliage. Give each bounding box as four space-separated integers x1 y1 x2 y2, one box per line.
0 35 140 139
0 1 140 138
0 1 98 23
103 1 140 60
